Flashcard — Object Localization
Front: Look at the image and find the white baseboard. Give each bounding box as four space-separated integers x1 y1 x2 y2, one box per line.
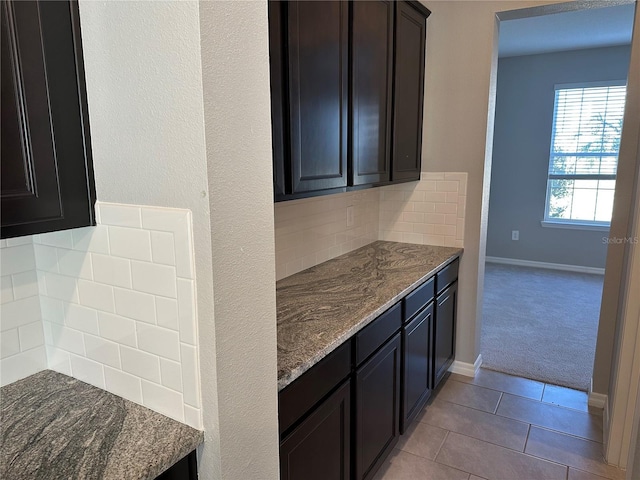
589 379 608 409
449 354 483 377
486 256 605 275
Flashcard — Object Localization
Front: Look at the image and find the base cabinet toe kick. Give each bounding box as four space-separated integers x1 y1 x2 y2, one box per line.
278 258 459 480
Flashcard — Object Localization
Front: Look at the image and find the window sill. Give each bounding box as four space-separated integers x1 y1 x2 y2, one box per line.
540 220 610 232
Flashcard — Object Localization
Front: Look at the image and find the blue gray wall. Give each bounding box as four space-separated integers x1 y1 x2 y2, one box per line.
486 45 632 268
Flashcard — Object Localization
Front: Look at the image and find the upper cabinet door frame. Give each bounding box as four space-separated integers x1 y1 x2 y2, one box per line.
391 1 429 183
350 0 394 187
287 1 349 194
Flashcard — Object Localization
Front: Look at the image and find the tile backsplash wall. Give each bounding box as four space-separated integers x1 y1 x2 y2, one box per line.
274 173 467 280
0 202 202 430
379 172 466 248
0 237 47 386
274 189 380 280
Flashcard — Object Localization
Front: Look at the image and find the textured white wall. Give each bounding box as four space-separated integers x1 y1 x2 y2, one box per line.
77 1 220 476
199 1 280 480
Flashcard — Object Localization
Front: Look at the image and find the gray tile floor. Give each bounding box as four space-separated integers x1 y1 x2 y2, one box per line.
374 369 625 480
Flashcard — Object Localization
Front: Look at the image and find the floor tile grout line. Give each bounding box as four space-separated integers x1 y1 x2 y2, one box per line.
531 424 605 446
432 396 502 416
494 391 504 414
523 423 532 453
433 429 449 462
499 391 598 418
450 374 546 401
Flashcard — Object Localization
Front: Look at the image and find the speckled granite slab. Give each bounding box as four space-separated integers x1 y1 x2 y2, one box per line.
0 370 203 480
277 240 462 390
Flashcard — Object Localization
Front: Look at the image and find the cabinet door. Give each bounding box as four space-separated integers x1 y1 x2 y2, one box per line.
356 333 401 480
268 1 287 199
1 0 95 239
391 1 428 183
402 302 433 433
287 1 348 194
351 0 394 187
433 282 457 389
280 379 351 480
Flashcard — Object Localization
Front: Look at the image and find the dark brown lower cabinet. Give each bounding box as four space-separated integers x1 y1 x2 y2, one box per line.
401 302 433 433
433 281 458 389
155 451 197 480
355 333 401 480
280 380 351 480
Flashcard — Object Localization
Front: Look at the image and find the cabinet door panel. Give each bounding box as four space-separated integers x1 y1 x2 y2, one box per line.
268 1 287 198
1 0 95 239
402 302 432 433
392 1 427 183
280 380 351 480
356 333 401 480
433 282 457 389
351 0 394 186
288 1 348 193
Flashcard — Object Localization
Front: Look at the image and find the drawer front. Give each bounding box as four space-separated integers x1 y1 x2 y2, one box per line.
279 341 352 436
436 258 459 294
403 276 434 321
355 302 402 366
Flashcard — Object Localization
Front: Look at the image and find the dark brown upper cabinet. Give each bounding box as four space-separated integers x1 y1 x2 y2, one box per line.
350 0 394 187
392 1 429 183
269 0 430 202
1 0 96 239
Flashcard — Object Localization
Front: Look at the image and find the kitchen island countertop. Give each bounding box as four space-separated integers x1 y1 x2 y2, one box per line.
277 240 462 391
0 370 203 480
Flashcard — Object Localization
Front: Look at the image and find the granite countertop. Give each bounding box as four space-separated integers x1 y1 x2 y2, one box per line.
277 240 462 390
0 370 203 480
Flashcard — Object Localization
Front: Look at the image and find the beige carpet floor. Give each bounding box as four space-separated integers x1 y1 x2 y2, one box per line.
481 263 604 391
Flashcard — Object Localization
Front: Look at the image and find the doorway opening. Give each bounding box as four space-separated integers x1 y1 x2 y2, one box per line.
481 2 635 392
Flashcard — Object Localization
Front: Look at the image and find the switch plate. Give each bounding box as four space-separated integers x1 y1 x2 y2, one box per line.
512 230 519 241
346 206 354 227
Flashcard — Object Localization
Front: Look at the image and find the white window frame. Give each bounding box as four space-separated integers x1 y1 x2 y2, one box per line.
542 80 626 231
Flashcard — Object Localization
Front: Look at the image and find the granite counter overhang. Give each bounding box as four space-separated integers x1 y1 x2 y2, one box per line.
277 240 462 391
0 370 203 480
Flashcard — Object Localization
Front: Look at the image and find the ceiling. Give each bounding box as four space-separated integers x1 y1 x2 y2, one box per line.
498 2 636 58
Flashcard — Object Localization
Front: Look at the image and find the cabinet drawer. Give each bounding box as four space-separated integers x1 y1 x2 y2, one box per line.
355 303 402 366
279 341 351 436
436 258 459 294
403 276 434 321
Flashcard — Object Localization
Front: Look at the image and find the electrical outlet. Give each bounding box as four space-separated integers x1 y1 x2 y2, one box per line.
512 230 519 241
346 206 354 227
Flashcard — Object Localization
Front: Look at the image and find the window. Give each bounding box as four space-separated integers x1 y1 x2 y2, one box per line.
544 82 626 227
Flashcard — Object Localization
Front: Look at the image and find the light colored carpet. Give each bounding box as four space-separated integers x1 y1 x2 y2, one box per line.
481 263 604 391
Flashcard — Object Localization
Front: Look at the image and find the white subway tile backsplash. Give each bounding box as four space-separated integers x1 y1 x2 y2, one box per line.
1 296 41 331
155 297 179 331
71 226 110 254
97 312 137 348
160 358 183 392
99 204 142 228
64 303 99 335
11 270 39 300
77 279 114 313
1 276 13 304
84 334 121 369
56 249 93 280
44 272 79 303
0 346 46 386
18 322 45 352
137 323 180 361
104 366 142 404
6 236 32 247
131 261 177 298
151 231 176 266
113 288 156 324
177 279 196 345
109 226 152 262
1 203 201 427
70 354 105 389
91 254 132 288
1 329 20 359
50 323 85 356
38 231 74 249
141 380 184 422
1 244 36 275
121 346 161 383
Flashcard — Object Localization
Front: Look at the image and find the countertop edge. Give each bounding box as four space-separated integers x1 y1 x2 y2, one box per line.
277 250 461 391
